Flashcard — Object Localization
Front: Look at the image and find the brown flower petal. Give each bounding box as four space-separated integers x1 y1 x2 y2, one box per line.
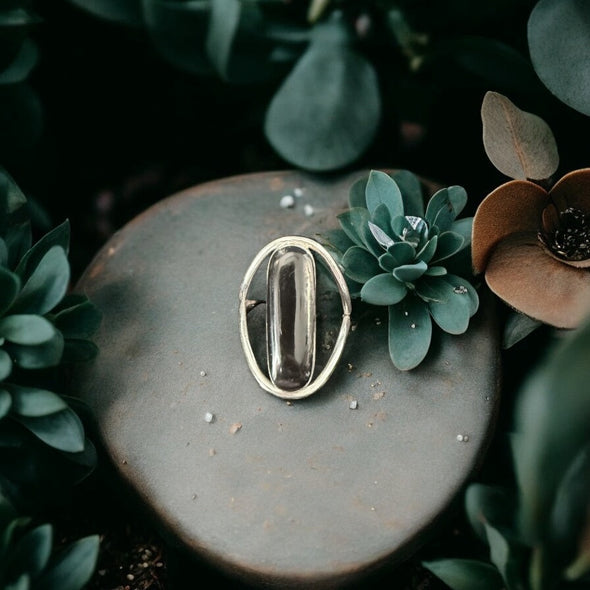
472 180 548 273
549 167 590 211
485 232 590 328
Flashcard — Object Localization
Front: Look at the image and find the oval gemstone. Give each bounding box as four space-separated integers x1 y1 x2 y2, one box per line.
266 245 316 391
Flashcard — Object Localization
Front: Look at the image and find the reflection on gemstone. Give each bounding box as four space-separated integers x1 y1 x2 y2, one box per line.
267 246 316 391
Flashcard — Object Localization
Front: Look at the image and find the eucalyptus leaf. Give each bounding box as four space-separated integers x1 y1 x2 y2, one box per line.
360 273 407 306
9 523 52 577
365 170 404 220
342 246 381 283
17 407 85 453
481 91 559 180
35 535 99 590
143 0 212 76
265 18 381 171
7 384 67 417
0 314 55 345
392 169 424 217
388 297 432 370
423 559 504 590
503 311 542 349
528 0 590 116
66 0 143 27
10 246 69 316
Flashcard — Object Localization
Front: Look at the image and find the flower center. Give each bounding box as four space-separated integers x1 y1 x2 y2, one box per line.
539 206 590 261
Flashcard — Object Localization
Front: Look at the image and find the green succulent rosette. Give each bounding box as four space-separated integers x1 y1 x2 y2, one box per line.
325 170 479 370
0 169 101 502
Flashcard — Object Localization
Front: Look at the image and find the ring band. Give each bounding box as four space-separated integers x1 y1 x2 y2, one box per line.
239 236 351 400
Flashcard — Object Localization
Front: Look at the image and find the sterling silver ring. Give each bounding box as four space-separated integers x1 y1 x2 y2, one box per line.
238 236 352 400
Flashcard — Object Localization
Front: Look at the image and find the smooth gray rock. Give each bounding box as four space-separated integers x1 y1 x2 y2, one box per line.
73 170 500 588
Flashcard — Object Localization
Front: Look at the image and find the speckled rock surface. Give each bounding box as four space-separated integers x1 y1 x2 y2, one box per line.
73 170 500 588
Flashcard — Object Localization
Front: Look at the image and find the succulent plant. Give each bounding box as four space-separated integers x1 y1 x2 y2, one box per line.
325 169 478 370
0 492 99 590
0 169 101 503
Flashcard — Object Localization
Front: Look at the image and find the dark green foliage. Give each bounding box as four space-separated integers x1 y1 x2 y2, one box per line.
425 314 590 590
63 0 536 171
0 168 101 506
0 493 99 590
324 169 478 370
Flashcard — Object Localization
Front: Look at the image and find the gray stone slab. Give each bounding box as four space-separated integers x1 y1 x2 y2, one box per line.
73 170 500 588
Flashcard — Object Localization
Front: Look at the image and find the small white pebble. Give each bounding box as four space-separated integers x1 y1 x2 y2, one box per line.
200 370 207 377
294 187 304 198
303 204 314 217
456 434 469 442
349 400 358 410
229 422 242 434
456 434 464 442
280 195 295 208
204 412 214 423
127 574 135 581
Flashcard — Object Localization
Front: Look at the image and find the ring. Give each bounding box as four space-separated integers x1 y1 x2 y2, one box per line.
238 236 352 400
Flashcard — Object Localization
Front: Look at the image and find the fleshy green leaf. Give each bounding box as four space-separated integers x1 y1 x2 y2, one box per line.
423 559 504 590
0 388 12 418
431 231 465 263
0 314 56 345
66 0 143 26
444 275 479 317
0 268 20 316
9 523 52 577
388 297 432 370
481 91 559 180
10 246 69 315
368 221 393 249
465 484 516 543
370 204 394 236
341 246 381 283
503 311 543 349
6 330 64 369
392 260 428 282
424 266 447 277
392 169 424 217
35 535 99 590
17 407 85 452
418 277 471 334
0 169 31 268
264 17 381 171
485 523 524 590
387 241 417 267
4 574 29 590
321 228 354 255
361 273 407 306
416 235 438 263
427 186 468 232
143 0 212 76
528 0 590 117
15 220 70 282
205 0 242 79
53 299 101 340
337 208 381 257
365 170 404 220
7 384 67 417
0 38 38 85
348 176 368 208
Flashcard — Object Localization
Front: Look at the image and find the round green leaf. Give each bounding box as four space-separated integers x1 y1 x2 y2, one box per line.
342 246 380 283
17 407 85 452
0 314 56 345
392 260 428 283
360 273 407 306
432 231 465 263
0 388 12 418
143 0 212 76
11 246 70 315
416 236 438 263
528 0 590 116
365 170 404 220
348 176 367 208
502 311 542 349
387 242 415 267
67 0 143 27
388 297 432 370
423 559 504 590
265 19 381 171
5 574 29 590
481 91 559 180
54 299 101 340
444 274 479 317
7 384 67 417
337 208 380 257
426 186 468 232
34 535 99 590
424 278 471 334
0 266 19 316
0 38 37 85
465 483 516 543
